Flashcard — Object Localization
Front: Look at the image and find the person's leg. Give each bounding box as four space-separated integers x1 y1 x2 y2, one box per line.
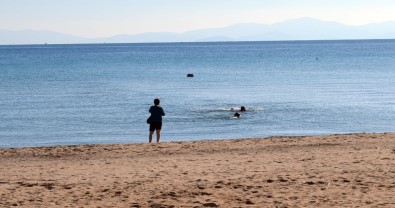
156 129 161 143
149 131 154 143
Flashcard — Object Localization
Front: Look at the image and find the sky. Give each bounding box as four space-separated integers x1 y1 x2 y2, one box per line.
1 0 395 38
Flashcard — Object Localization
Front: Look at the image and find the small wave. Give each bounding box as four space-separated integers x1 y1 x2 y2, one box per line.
217 106 264 112
170 105 265 122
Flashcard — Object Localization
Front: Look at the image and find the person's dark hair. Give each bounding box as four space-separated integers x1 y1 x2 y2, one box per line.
154 98 160 105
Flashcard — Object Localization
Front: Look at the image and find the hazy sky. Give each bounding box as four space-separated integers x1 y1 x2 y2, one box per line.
1 0 395 38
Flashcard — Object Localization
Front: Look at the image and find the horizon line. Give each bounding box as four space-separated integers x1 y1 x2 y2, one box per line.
2 38 395 47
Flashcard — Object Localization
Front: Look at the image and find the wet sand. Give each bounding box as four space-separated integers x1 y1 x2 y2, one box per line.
1 133 395 207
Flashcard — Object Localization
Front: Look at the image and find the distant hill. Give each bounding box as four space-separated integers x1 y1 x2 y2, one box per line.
1 17 395 45
0 29 88 45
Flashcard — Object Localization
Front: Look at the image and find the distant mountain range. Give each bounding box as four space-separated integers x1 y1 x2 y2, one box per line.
2 17 395 45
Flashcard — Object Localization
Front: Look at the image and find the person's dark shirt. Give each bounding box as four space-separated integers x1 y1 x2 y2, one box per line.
149 105 165 122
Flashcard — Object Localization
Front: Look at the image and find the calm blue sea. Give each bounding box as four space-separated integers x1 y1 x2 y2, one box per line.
0 40 394 147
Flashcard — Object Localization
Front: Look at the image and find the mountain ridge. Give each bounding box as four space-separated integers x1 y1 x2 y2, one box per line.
1 17 395 45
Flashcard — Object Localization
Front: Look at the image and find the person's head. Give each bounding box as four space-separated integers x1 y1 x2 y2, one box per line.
240 106 246 112
154 98 160 105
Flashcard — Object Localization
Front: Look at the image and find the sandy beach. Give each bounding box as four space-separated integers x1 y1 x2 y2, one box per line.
1 133 394 207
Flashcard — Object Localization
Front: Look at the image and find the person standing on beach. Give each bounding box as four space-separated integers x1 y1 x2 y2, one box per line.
149 98 165 143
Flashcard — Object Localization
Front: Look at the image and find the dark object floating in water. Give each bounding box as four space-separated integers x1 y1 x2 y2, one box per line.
234 112 240 118
240 106 246 112
187 73 194 77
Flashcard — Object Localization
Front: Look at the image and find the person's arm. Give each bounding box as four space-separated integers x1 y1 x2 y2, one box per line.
161 108 165 116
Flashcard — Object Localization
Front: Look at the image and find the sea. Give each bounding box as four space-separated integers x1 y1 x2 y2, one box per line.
1 40 394 148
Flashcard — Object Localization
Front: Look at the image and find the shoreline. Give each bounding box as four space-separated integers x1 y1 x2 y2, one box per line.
1 132 395 207
0 131 391 150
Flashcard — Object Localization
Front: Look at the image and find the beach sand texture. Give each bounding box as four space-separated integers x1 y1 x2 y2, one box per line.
1 133 395 207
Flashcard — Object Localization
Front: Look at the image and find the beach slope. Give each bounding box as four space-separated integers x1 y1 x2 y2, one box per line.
1 133 395 207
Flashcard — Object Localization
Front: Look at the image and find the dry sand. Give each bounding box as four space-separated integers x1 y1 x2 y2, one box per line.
1 133 395 207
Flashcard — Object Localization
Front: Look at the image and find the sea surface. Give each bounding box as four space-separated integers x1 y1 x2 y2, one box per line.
1 40 394 148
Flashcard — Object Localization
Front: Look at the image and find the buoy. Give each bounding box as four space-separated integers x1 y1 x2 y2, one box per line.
187 73 194 77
